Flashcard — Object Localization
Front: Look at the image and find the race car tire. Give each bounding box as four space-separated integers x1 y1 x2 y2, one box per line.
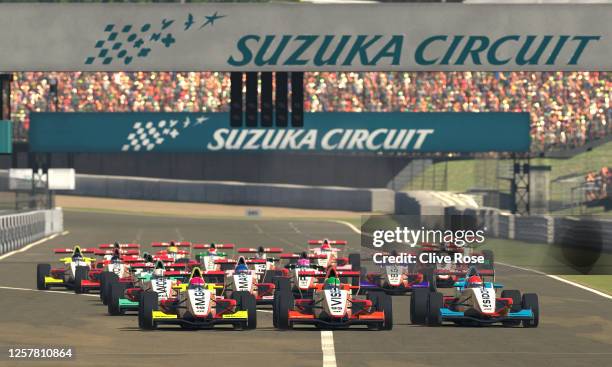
348 253 361 271
521 293 539 328
74 266 89 294
501 290 522 327
108 281 127 316
272 279 294 330
233 291 257 330
411 288 429 325
422 267 437 292
379 293 394 330
273 277 291 327
37 264 51 290
138 291 158 330
427 292 443 326
99 271 115 305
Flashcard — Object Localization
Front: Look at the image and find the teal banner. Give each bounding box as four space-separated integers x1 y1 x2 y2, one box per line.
29 112 530 153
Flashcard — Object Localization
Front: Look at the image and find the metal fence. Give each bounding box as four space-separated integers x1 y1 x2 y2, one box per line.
0 208 63 255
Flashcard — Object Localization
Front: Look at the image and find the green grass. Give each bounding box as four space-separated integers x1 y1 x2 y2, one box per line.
559 275 612 295
403 140 612 193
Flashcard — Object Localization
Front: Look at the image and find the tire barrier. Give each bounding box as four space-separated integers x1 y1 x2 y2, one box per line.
0 208 63 256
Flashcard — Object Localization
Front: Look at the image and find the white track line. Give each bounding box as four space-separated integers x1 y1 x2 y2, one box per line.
0 231 70 261
497 262 612 300
332 220 612 300
288 222 302 234
320 331 337 367
0 285 98 297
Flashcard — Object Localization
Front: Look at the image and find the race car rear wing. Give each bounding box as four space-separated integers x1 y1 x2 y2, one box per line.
192 243 235 249
280 253 327 259
152 241 191 247
95 249 140 256
237 247 283 253
308 240 347 245
99 243 140 249
54 247 97 254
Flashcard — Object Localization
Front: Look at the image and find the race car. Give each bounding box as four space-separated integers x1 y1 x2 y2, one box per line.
237 246 284 283
222 256 277 305
279 252 328 297
360 254 436 295
418 243 495 287
192 243 235 271
138 267 256 330
152 241 192 262
307 239 360 270
107 260 190 315
36 245 98 292
273 267 392 330
411 267 539 327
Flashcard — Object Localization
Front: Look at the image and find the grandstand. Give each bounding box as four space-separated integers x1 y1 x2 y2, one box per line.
10 71 611 153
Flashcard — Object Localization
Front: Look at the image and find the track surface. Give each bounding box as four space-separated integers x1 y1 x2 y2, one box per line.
1 211 611 367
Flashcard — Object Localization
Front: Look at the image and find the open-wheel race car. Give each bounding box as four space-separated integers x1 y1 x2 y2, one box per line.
106 260 191 315
411 267 539 327
272 267 392 330
36 245 98 293
138 267 256 330
360 250 437 295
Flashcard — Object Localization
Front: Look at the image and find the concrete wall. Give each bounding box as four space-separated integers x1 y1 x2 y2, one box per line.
63 174 395 212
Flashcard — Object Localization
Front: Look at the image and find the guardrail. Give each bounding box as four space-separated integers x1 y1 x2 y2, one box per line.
0 208 63 256
458 207 612 252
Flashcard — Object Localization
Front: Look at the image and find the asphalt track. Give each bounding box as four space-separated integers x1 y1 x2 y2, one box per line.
1 211 611 367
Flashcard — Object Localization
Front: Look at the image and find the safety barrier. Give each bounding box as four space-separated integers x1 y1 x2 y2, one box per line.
0 208 63 255
63 174 395 212
459 206 612 252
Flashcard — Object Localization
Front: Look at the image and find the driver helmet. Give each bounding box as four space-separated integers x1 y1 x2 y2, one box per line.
167 245 178 255
188 276 205 289
466 275 483 288
113 242 120 249
324 276 340 290
71 246 83 261
235 263 249 273
153 261 165 277
297 258 310 267
256 246 266 259
321 240 331 251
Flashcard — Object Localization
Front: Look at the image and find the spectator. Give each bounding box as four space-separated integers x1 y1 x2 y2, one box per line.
10 71 611 152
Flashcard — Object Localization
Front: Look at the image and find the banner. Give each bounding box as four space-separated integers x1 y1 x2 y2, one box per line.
29 112 530 153
0 4 610 71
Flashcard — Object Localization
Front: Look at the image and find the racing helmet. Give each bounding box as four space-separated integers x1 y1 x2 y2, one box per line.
153 261 165 277
235 263 249 273
71 246 83 261
466 275 483 288
188 276 205 289
167 245 178 254
321 240 331 251
113 241 120 248
297 258 310 267
324 276 340 290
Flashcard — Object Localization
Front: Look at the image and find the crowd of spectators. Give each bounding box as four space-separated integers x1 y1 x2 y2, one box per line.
585 166 611 202
10 71 611 152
